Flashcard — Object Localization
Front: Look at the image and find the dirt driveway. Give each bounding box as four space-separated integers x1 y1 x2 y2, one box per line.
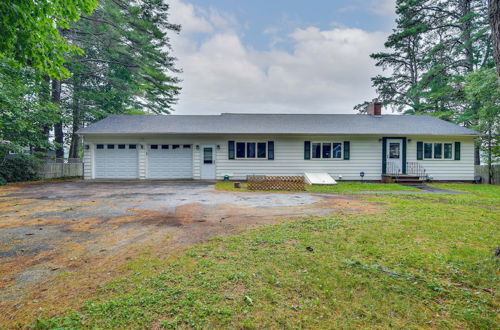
0 180 376 325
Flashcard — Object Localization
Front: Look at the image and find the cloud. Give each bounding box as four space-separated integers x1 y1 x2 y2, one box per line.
168 1 390 115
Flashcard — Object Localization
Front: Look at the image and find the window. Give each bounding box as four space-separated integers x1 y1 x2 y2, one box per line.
389 143 400 159
161 145 169 149
107 144 114 149
322 144 331 158
424 143 433 159
444 143 452 159
247 142 256 158
236 142 245 158
172 145 180 149
234 142 269 159
332 143 342 159
310 142 342 159
129 144 137 149
434 143 442 159
203 147 213 164
312 143 321 158
419 141 458 160
96 144 104 149
118 144 126 149
151 145 158 150
257 143 266 158
183 144 191 149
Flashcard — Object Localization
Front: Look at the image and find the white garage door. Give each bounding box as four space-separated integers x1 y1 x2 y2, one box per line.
95 144 138 179
148 144 193 179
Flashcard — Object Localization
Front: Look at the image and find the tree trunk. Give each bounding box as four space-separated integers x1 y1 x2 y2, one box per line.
460 0 474 72
52 79 64 158
35 75 52 154
490 0 500 85
68 92 81 159
488 129 493 184
474 144 481 165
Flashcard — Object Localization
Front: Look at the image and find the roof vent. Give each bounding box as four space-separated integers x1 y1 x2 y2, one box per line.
367 102 382 116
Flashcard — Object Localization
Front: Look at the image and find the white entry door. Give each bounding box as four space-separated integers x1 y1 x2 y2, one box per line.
386 139 403 174
200 145 216 179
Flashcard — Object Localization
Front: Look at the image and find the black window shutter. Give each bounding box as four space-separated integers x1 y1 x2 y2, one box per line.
228 141 235 159
267 141 274 160
416 142 423 160
454 142 461 160
343 141 350 160
304 141 311 160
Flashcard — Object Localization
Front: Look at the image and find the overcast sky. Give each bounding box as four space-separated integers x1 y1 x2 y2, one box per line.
167 0 396 115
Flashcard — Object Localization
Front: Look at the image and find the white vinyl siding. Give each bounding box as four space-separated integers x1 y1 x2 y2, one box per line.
82 134 475 181
407 136 474 181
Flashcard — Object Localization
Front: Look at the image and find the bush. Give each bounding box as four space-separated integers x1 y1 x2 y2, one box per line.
0 153 41 185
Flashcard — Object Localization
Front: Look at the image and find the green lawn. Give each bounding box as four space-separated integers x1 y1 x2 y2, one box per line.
215 180 420 193
34 184 499 329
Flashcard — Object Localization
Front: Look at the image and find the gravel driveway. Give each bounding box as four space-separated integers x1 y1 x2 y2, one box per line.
0 180 376 325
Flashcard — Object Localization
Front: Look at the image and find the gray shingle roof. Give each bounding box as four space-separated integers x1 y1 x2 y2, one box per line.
78 113 478 136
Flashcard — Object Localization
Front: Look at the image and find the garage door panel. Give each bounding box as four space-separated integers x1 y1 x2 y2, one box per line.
148 146 193 179
95 145 138 179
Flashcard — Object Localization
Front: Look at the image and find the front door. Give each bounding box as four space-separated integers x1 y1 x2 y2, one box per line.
386 139 403 174
200 145 216 179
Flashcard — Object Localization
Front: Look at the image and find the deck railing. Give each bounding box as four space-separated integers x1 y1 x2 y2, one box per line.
406 162 427 180
386 162 427 180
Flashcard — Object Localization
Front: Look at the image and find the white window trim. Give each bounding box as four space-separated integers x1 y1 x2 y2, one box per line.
422 142 454 160
311 142 343 160
235 141 268 159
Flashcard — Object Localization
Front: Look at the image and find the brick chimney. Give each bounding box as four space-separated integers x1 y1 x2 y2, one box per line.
367 102 382 116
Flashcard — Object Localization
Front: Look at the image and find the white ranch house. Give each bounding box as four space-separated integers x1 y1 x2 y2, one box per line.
79 106 478 182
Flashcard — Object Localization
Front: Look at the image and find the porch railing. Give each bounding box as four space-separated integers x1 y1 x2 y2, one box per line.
406 162 427 180
386 162 427 181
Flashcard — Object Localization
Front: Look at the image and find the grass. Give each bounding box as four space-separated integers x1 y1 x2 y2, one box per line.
215 180 420 193
32 184 499 329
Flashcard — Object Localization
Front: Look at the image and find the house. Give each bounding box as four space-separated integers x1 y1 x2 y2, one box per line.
78 103 478 182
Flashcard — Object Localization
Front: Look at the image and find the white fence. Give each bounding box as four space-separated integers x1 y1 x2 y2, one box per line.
37 159 83 179
474 165 500 184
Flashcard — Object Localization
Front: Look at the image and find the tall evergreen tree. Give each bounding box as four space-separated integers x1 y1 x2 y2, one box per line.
59 0 182 158
358 0 493 165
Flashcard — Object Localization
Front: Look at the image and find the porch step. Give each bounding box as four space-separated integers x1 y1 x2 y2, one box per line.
381 174 424 184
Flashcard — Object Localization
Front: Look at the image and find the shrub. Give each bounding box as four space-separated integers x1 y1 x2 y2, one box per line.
0 147 41 184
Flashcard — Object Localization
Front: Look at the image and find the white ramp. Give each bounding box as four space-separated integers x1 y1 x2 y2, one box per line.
304 172 337 185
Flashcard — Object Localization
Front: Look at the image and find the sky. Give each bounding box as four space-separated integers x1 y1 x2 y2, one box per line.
167 0 397 115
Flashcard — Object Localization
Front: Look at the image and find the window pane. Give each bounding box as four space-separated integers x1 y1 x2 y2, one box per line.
118 144 126 149
172 145 180 149
96 144 104 149
322 143 331 158
236 142 245 158
424 143 433 159
129 144 137 149
161 145 169 149
389 143 400 159
434 143 442 159
257 143 266 158
203 148 213 164
150 145 158 149
247 142 256 158
312 143 321 158
107 144 114 149
332 143 342 158
183 145 191 149
444 143 452 159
